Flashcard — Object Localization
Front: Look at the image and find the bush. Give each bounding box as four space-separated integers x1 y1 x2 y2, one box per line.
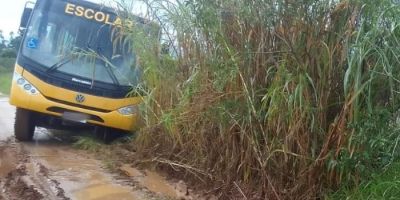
329 162 400 199
116 0 400 199
332 110 400 187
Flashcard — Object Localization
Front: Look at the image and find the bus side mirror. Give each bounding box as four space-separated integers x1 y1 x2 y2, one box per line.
20 7 33 29
20 1 35 30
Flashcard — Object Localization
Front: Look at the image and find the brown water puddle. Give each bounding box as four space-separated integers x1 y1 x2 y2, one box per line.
74 183 138 200
22 129 142 200
26 145 141 200
142 170 178 198
1 128 185 200
0 100 183 200
120 164 143 177
120 164 179 199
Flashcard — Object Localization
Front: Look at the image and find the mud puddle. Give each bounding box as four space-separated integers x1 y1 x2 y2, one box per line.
0 139 66 200
119 163 211 200
26 145 144 200
30 128 200 200
0 127 198 200
0 129 177 200
21 128 147 200
120 164 181 199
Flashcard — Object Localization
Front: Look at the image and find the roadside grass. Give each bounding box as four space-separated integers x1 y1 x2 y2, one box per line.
73 133 135 153
329 162 400 200
73 136 103 152
0 67 13 95
72 134 137 169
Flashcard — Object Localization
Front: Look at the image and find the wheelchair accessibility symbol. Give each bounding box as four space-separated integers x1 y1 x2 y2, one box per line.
27 38 39 49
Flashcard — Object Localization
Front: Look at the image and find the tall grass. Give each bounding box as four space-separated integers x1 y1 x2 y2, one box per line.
117 0 400 199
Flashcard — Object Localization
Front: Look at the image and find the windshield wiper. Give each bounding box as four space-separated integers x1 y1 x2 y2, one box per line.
103 62 120 86
95 47 121 86
46 56 75 73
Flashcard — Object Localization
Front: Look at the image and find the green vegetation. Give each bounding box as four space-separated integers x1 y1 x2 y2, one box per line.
329 162 400 199
115 0 400 198
0 31 21 95
73 136 103 152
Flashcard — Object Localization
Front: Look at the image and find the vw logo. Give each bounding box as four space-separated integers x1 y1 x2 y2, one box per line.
75 94 86 103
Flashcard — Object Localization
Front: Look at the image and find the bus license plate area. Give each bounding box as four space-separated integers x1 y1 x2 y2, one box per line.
62 112 89 123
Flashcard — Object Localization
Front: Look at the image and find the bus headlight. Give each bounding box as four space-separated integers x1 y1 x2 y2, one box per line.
118 105 138 115
13 72 40 95
24 84 32 90
17 78 25 85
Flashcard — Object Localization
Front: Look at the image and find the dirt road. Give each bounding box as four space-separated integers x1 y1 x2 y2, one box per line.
0 97 188 200
0 98 14 140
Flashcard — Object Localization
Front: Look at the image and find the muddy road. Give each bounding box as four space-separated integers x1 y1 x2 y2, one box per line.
0 97 190 200
0 98 14 140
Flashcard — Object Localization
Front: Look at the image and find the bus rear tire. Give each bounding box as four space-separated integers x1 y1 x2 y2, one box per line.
14 108 35 141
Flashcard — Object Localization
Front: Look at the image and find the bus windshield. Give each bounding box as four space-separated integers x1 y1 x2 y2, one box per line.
22 0 140 87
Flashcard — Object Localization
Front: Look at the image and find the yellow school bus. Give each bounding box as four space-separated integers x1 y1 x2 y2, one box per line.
9 0 147 142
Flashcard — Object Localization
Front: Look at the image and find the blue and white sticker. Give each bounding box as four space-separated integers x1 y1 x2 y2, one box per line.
27 37 39 49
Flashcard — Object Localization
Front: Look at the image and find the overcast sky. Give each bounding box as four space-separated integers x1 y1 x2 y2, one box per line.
0 0 148 39
0 0 27 37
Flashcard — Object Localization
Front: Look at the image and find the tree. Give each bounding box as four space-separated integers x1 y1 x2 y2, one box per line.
0 30 6 52
8 31 22 51
0 31 20 69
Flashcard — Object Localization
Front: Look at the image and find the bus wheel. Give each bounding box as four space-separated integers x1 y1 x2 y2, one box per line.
14 108 35 141
95 127 123 144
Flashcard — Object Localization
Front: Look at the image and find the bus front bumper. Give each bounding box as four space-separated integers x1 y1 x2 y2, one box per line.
9 72 139 132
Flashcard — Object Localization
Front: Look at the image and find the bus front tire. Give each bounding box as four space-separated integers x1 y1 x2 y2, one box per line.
14 108 35 141
95 127 125 144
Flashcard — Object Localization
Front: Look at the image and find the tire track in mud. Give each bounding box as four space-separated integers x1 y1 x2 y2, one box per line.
0 99 195 200
0 139 69 200
0 136 143 200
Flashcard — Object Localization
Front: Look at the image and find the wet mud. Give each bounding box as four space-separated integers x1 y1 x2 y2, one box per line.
0 130 194 200
0 139 68 200
0 130 148 200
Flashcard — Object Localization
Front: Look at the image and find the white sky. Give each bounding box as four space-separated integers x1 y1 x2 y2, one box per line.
0 0 147 39
0 0 27 37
